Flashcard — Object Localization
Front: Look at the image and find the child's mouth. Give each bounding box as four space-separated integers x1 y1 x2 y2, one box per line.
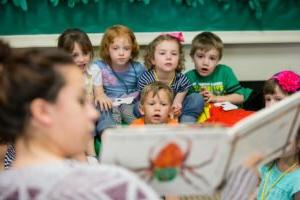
79 64 86 70
152 114 161 119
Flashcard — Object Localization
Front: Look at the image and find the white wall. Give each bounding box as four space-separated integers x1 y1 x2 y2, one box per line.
2 31 300 81
183 43 300 81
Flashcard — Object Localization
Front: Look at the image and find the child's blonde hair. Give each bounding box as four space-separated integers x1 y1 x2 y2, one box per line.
140 81 174 106
144 34 185 73
99 25 139 65
190 32 224 60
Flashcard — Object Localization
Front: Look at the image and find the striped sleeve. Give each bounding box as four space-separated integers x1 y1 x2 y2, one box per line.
221 166 259 200
226 83 243 94
174 73 191 93
137 71 156 91
4 144 15 169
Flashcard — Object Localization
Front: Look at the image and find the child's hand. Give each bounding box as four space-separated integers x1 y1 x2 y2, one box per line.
95 95 113 111
200 88 217 103
243 153 264 176
172 101 182 119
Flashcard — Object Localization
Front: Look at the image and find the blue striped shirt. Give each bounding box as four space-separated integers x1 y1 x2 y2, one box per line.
137 70 191 94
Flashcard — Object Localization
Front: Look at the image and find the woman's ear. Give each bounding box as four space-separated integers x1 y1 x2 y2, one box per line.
30 98 53 126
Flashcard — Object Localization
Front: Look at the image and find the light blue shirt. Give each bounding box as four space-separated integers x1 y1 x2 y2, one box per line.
91 60 145 99
257 163 300 200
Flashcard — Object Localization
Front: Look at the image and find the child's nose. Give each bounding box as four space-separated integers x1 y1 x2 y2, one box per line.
154 104 161 110
118 49 124 55
78 55 85 62
203 57 209 64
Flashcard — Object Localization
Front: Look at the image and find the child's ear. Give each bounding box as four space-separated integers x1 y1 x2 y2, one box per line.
139 104 145 116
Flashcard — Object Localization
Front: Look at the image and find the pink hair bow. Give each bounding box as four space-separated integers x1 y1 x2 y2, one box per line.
272 70 300 93
166 32 185 42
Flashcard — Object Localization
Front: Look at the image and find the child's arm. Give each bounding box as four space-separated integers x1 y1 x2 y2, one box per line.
201 88 244 104
89 62 112 111
172 91 188 118
94 85 113 111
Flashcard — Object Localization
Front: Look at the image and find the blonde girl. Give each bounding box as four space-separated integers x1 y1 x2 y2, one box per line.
136 33 204 123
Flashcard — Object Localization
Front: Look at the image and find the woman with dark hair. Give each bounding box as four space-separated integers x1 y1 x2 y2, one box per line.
0 47 159 199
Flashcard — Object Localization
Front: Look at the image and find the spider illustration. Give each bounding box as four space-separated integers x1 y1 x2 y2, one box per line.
121 138 216 190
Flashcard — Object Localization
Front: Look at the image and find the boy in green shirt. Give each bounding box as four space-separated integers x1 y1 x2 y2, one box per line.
186 32 253 106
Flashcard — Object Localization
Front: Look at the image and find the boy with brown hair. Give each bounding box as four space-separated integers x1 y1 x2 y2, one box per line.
186 32 253 106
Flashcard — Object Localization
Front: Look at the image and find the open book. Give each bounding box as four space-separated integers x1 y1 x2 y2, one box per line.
100 92 300 196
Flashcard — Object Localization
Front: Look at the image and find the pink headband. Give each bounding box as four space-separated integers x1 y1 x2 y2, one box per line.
163 32 185 42
271 70 300 93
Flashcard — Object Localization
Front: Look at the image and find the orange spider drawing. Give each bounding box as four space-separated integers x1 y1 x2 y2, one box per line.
124 138 216 189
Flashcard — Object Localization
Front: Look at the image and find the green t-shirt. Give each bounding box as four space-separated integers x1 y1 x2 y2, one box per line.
185 64 252 103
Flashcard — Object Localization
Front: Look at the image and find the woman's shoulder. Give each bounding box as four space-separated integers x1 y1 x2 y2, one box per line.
0 161 159 199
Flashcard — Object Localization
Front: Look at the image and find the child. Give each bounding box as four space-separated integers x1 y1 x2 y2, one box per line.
136 32 204 123
58 28 99 161
91 25 145 135
131 81 177 125
263 70 300 107
257 128 300 200
58 28 102 104
186 32 253 107
0 48 159 199
256 70 300 200
222 71 300 200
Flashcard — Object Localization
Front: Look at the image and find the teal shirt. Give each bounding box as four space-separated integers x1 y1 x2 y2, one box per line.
185 64 252 103
257 164 300 200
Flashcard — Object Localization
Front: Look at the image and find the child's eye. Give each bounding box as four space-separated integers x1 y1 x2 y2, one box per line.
196 54 204 58
264 97 271 102
124 47 131 51
172 52 178 56
210 56 217 61
72 53 79 58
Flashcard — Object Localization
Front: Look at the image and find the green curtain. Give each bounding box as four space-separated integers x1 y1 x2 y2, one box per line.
1 0 300 35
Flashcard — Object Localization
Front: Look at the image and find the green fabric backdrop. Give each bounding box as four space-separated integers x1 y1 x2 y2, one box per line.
1 0 300 35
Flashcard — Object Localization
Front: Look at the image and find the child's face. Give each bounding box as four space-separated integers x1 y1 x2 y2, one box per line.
192 48 219 77
140 90 172 124
151 40 179 73
71 42 92 72
46 66 99 157
264 85 288 108
109 36 132 68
